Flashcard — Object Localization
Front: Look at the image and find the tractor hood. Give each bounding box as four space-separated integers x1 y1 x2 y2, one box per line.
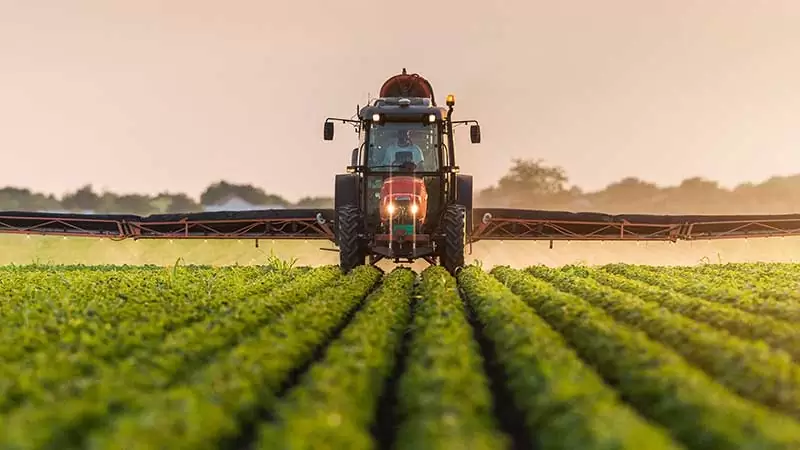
379 176 428 222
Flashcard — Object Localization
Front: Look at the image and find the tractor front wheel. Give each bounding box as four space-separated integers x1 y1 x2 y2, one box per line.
336 205 366 273
441 204 466 275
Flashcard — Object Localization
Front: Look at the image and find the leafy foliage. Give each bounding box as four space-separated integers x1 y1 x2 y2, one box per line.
459 265 681 449
257 267 415 449
0 262 800 449
493 265 800 449
392 266 509 449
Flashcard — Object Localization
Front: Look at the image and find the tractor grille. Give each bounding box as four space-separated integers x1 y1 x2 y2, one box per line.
389 199 414 222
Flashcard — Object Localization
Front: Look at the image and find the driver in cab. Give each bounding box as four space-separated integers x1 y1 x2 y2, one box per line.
384 129 424 169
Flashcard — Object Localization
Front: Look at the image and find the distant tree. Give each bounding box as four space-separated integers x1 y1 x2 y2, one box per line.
168 194 201 212
477 158 574 208
152 192 200 213
0 187 61 211
496 158 569 196
260 193 291 207
200 181 238 205
293 196 333 208
677 176 723 193
588 177 662 212
115 194 155 215
62 185 101 211
200 181 289 207
149 195 172 213
662 177 729 214
27 193 62 212
732 175 800 214
602 177 659 197
94 192 121 213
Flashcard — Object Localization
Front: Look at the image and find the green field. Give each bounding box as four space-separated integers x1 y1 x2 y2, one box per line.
1 261 800 449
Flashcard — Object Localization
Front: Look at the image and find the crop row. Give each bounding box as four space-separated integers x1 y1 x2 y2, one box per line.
1 262 800 448
604 263 800 321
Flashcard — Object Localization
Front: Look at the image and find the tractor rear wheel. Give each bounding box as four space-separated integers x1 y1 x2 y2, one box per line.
441 204 466 275
336 205 366 273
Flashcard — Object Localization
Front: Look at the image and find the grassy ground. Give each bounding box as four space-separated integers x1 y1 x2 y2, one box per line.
0 235 340 267
1 234 799 268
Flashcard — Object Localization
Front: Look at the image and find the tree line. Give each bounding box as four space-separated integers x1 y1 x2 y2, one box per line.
2 159 799 215
477 159 800 215
0 181 333 215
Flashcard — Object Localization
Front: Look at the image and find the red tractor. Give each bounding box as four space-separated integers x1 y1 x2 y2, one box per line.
324 69 481 274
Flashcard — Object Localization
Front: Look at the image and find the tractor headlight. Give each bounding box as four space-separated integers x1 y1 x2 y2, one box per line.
410 203 419 215
386 202 396 215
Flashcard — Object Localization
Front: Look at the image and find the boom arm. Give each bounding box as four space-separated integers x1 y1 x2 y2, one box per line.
1 208 800 242
470 209 800 242
0 210 336 240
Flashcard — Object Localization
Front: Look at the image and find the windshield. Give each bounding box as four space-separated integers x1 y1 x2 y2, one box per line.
366 122 439 172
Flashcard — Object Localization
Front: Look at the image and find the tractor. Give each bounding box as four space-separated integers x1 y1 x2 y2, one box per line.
323 69 481 274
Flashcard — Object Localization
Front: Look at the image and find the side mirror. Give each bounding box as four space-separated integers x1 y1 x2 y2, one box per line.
324 122 334 141
470 124 481 144
350 148 359 166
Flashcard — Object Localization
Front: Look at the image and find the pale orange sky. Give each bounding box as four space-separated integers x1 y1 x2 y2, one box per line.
1 0 799 202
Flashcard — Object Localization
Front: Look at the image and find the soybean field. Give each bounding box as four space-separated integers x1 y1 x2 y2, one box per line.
2 261 800 449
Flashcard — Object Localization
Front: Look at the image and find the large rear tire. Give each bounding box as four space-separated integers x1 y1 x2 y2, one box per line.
337 205 366 273
456 174 473 240
441 204 466 275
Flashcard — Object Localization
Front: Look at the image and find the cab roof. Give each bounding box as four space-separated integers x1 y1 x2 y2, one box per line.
359 97 447 122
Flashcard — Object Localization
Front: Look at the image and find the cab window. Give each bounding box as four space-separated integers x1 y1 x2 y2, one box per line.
367 122 439 171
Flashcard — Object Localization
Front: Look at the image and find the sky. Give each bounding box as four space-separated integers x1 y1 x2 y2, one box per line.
0 0 799 202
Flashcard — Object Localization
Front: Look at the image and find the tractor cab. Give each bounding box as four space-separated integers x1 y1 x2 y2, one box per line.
359 99 445 233
323 69 481 274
